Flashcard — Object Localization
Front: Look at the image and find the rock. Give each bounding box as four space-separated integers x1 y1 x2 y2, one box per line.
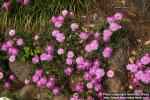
105 48 129 93
9 61 35 83
53 95 68 100
18 84 36 100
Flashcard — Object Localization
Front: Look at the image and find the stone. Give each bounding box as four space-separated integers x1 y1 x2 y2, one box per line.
18 84 36 100
9 61 35 83
105 48 129 93
53 95 69 100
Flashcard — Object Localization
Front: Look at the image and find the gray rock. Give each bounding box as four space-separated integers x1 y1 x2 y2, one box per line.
53 95 69 100
18 84 36 100
9 61 35 83
105 48 129 93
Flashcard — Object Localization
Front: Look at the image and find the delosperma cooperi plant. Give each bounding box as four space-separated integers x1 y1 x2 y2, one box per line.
1 10 143 99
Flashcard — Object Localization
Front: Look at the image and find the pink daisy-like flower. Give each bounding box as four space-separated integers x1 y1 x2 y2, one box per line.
52 30 60 37
1 43 8 51
24 79 30 85
4 82 11 89
1 1 10 10
55 21 62 28
52 87 61 95
71 23 79 31
79 32 88 40
86 82 93 89
32 75 40 83
8 47 19 56
58 15 64 22
32 56 39 64
114 12 123 20
94 32 100 38
109 22 121 32
75 83 83 93
46 80 55 89
66 58 73 65
46 44 54 54
67 51 74 58
51 16 58 23
76 56 84 65
6 40 14 48
9 55 16 63
64 66 73 76
16 38 24 46
107 70 114 78
102 46 113 58
103 29 112 42
57 48 64 55
0 72 3 80
23 0 30 5
126 64 138 73
9 74 15 80
62 10 68 17
107 16 116 23
83 72 92 81
9 29 15 36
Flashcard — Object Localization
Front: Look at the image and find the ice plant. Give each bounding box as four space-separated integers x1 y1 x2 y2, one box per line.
9 29 16 36
107 70 114 78
16 38 24 46
0 72 3 80
71 23 79 31
102 46 113 58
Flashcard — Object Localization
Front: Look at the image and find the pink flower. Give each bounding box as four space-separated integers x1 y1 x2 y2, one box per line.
35 69 43 77
140 54 150 65
126 64 138 73
16 38 24 46
37 77 47 87
85 40 99 52
87 83 93 89
94 32 100 38
32 56 39 64
114 12 123 20
102 46 113 58
46 80 55 89
71 23 79 31
1 2 10 10
4 82 11 89
1 43 8 51
103 29 112 42
9 29 15 36
56 34 65 42
57 48 64 55
55 21 62 28
46 44 54 54
109 22 121 32
9 55 16 62
51 16 58 23
32 75 40 83
24 79 30 85
75 83 83 93
53 87 61 95
93 60 101 67
83 72 92 81
9 74 15 80
6 40 14 48
8 47 19 56
62 10 68 17
67 51 74 58
107 70 114 78
76 56 84 65
66 58 73 65
95 68 105 79
64 66 73 76
107 16 116 23
58 15 64 22
0 72 3 80
52 30 60 37
23 0 30 5
79 32 88 40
